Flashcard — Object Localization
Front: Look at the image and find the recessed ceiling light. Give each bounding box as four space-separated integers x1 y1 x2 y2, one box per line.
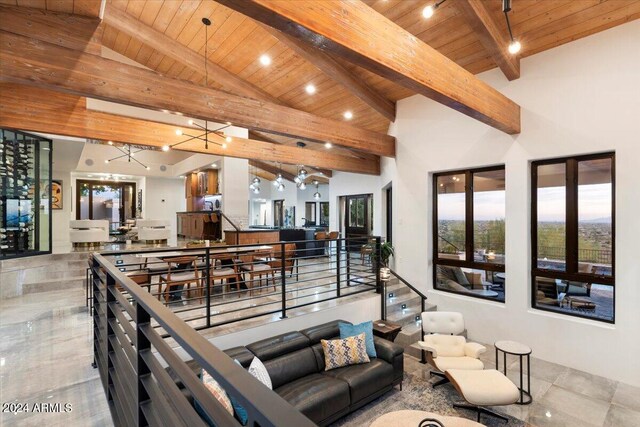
508 40 521 54
422 5 435 19
87 174 93 177
222 143 227 149
108 140 113 145
305 84 316 94
325 142 332 149
162 145 170 152
259 54 271 66
226 121 232 125
188 119 194 125
343 111 353 120
225 136 232 143
211 164 217 168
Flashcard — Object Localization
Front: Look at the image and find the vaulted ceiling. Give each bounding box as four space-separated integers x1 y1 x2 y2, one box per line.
0 0 638 179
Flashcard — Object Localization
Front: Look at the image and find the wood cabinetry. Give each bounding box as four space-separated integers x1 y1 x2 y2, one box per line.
195 170 218 196
177 212 221 240
225 230 279 245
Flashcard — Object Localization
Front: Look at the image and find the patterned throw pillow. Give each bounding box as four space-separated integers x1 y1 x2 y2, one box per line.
321 332 371 371
339 321 377 358
195 369 233 424
248 357 272 389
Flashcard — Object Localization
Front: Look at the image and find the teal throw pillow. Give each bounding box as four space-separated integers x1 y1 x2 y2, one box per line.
339 321 377 358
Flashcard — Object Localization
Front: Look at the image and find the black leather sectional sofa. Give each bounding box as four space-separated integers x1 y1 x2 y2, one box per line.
173 320 404 426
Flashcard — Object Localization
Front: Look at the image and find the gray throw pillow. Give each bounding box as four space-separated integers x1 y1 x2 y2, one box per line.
452 267 470 286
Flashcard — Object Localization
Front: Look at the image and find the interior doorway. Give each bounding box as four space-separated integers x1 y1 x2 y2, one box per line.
76 180 136 231
340 194 373 250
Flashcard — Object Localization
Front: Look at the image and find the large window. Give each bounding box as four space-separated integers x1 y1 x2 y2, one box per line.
433 167 505 302
532 153 614 322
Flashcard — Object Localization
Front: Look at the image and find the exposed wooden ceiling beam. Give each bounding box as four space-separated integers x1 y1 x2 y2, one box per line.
248 131 333 177
249 160 297 183
260 25 396 122
0 4 103 55
102 4 385 166
217 0 520 134
455 0 520 81
0 31 395 157
0 83 379 175
102 4 283 105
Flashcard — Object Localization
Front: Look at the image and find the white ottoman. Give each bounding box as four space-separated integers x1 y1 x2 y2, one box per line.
370 410 484 427
446 369 519 423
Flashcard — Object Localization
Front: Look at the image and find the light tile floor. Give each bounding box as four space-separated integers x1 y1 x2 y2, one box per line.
2 284 640 426
404 345 640 427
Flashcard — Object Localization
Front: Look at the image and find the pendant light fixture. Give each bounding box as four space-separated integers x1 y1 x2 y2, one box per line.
277 163 285 192
104 143 150 170
166 18 232 152
249 165 261 194
503 0 521 54
313 180 321 200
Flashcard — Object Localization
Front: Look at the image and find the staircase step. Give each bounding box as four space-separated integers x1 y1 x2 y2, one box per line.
22 276 86 294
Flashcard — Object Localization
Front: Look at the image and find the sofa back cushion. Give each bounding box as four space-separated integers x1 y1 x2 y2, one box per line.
263 348 319 389
300 320 350 345
246 331 310 361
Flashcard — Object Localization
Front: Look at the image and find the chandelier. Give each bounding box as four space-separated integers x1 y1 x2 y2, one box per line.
164 18 232 152
104 142 150 170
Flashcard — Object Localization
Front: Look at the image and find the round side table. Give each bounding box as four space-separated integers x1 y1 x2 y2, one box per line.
495 340 532 405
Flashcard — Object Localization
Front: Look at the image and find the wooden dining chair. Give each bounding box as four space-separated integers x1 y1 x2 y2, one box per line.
269 243 298 280
240 248 276 296
158 256 200 304
208 253 243 297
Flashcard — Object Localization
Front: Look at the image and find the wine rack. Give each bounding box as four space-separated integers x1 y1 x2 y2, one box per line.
1 129 52 259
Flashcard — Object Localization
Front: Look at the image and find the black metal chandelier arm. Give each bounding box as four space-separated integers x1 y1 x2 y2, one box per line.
130 155 150 169
107 152 130 162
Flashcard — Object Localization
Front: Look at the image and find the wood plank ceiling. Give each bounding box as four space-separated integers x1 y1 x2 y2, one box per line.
2 0 638 177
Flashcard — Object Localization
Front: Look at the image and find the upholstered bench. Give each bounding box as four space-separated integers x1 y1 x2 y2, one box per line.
445 369 519 423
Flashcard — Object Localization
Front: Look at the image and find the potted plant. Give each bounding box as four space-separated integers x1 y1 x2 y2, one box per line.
378 241 394 281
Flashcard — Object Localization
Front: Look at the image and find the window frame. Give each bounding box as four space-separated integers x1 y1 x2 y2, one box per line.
531 152 615 323
432 165 506 302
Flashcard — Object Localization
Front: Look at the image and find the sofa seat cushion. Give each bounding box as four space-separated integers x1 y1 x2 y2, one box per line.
275 374 350 424
322 359 393 403
433 356 484 372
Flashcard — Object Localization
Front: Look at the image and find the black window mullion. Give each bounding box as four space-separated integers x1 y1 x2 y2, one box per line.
566 159 578 274
465 170 473 263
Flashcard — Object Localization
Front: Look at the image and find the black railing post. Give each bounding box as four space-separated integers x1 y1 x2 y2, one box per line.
136 303 151 426
91 259 98 369
280 242 287 319
346 238 352 286
106 272 116 403
205 247 211 328
375 236 381 294
336 238 341 298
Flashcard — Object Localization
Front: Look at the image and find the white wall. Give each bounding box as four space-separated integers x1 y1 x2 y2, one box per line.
144 177 186 246
383 21 639 386
52 170 72 253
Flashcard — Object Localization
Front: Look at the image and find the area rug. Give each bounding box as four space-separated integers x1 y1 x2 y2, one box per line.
332 371 526 427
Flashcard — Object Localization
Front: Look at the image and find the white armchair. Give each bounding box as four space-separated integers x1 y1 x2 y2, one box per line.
418 312 486 387
69 220 109 247
137 219 171 243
